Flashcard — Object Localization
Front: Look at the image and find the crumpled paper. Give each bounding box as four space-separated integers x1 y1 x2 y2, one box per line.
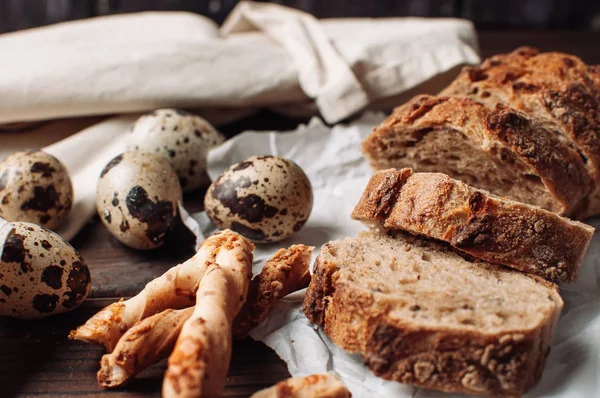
189 115 600 398
0 1 479 125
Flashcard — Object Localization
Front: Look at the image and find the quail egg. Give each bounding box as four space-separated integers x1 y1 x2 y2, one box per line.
204 155 313 243
97 152 182 250
125 109 225 192
0 150 73 230
0 220 91 319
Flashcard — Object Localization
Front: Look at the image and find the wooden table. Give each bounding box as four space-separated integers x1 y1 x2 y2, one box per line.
1 31 598 397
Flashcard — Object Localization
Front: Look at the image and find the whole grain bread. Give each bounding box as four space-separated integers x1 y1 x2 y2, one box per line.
441 47 600 218
250 374 351 398
352 168 594 282
303 231 563 396
361 94 591 216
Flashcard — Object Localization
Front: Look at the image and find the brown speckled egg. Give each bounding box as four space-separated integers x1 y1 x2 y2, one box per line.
97 152 182 250
0 151 73 230
0 221 91 319
124 109 225 192
204 155 313 243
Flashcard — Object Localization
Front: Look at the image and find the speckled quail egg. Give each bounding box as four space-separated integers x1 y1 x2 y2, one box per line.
0 150 73 230
97 152 182 250
0 220 91 319
204 155 313 243
124 109 225 192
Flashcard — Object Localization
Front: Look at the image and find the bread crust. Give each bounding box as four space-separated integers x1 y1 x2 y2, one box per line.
441 46 600 218
362 94 591 216
303 234 563 396
352 169 595 282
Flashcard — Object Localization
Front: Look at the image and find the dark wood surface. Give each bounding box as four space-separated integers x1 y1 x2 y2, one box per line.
0 31 598 397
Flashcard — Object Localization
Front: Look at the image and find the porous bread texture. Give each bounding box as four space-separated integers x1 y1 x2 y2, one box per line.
303 231 563 396
441 46 600 218
362 94 591 217
352 168 595 282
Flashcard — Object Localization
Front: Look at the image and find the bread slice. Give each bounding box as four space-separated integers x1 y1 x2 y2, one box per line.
352 168 594 282
303 231 563 396
441 47 600 218
361 94 592 216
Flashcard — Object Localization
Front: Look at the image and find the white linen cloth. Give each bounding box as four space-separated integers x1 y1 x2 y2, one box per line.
0 1 479 125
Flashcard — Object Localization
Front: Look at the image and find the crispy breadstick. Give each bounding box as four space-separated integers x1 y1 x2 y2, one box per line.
232 244 312 338
163 231 254 398
70 230 250 352
96 245 312 388
97 308 192 388
250 374 351 398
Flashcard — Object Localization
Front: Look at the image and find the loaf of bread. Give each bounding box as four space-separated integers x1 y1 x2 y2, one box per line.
303 231 563 396
441 47 600 218
362 47 600 218
352 168 594 282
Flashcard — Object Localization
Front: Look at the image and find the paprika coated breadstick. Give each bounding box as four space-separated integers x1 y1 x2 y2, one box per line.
163 231 254 397
250 373 351 398
97 244 312 388
70 229 252 352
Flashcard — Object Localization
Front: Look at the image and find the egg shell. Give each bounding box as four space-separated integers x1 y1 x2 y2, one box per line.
204 155 313 243
125 109 225 192
0 150 73 230
0 222 91 319
97 152 182 250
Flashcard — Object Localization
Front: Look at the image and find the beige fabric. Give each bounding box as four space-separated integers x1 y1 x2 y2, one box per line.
0 1 479 125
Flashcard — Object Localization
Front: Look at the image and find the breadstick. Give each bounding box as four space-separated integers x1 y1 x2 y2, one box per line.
96 245 312 388
250 373 351 398
163 231 254 398
232 244 312 338
97 308 192 388
70 230 250 352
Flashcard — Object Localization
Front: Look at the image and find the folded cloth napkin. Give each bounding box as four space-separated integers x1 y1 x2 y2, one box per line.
0 1 479 125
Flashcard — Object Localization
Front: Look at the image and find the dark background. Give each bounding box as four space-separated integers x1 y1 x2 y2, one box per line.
1 0 600 34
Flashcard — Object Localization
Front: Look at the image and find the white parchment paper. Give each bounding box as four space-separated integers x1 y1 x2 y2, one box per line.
193 115 600 398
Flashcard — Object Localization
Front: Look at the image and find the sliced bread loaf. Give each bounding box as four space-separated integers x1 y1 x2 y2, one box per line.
352 168 594 282
303 231 563 396
441 47 600 218
361 94 592 216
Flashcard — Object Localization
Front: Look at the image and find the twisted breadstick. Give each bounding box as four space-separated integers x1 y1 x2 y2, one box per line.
250 373 351 398
97 308 192 388
70 230 250 352
97 245 312 388
232 244 312 338
163 231 254 397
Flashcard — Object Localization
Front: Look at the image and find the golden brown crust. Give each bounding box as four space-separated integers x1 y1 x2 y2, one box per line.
351 168 413 223
250 374 351 398
352 169 594 282
441 46 600 218
303 234 563 396
362 94 591 216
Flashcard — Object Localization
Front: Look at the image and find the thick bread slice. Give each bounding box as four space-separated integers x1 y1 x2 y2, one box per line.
362 94 591 216
352 168 595 282
441 47 600 218
303 232 563 396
